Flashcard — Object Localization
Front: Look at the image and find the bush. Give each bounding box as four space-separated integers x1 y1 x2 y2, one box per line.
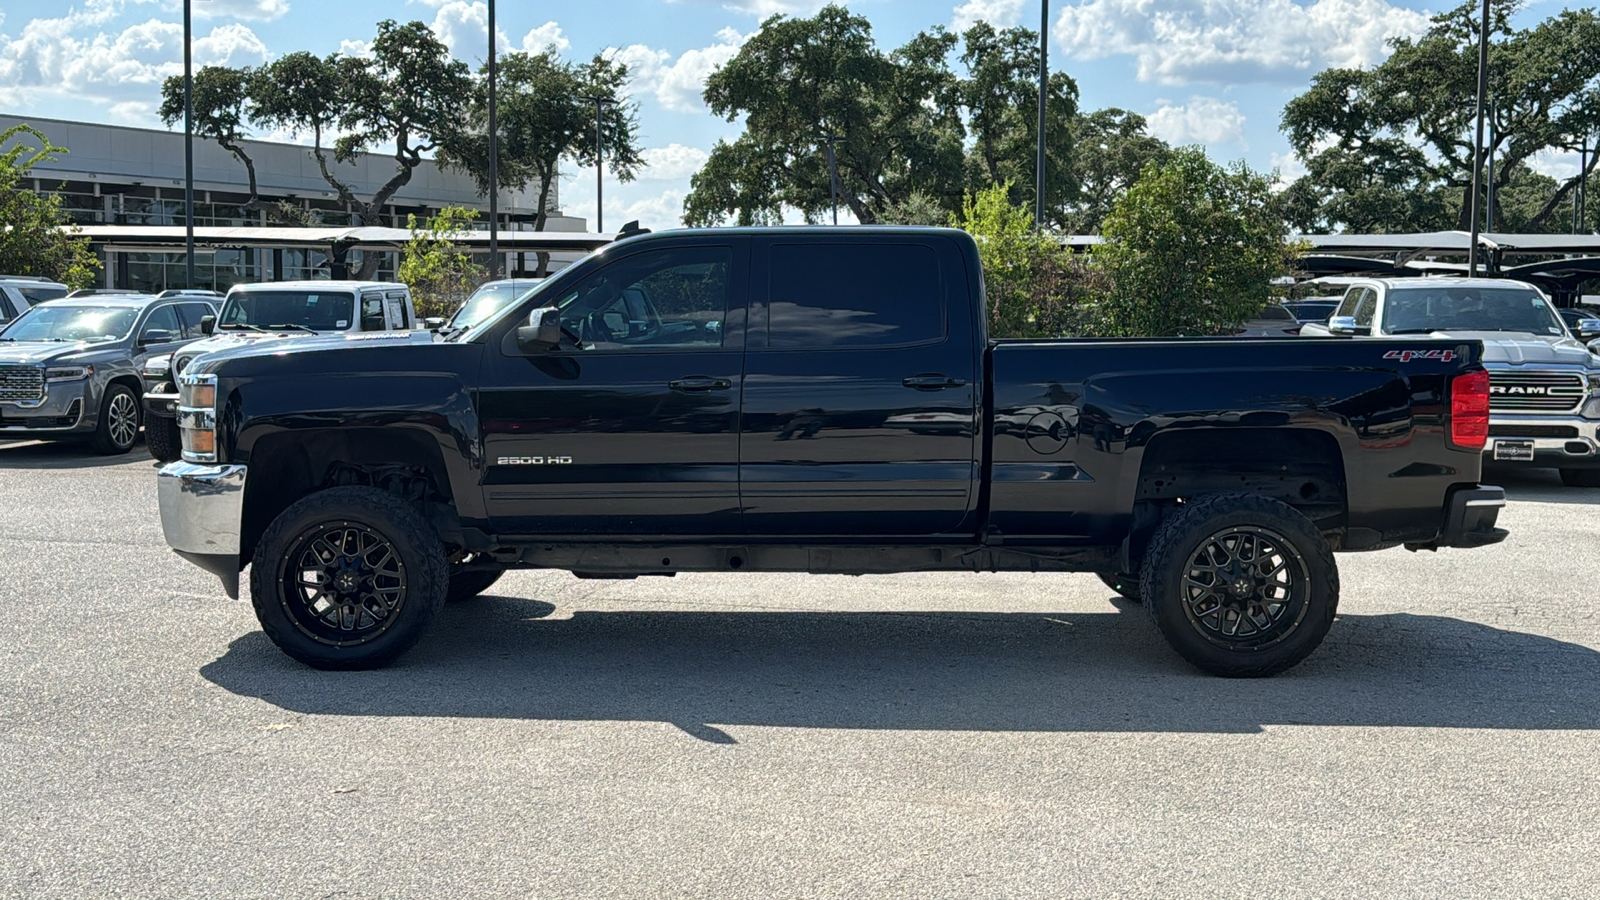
956 183 1102 339
397 206 487 320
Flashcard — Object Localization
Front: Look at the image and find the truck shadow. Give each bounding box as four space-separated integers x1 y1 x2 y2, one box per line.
0 438 154 470
1486 465 1600 505
199 601 1600 740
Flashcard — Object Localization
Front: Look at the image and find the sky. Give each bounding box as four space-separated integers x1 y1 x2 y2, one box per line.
0 0 1580 230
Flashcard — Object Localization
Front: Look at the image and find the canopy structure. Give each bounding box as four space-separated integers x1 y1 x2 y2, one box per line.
69 224 616 254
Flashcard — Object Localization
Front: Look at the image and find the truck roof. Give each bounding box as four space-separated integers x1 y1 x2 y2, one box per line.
1347 276 1540 290
227 280 409 293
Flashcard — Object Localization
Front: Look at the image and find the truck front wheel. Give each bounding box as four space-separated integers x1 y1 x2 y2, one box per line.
145 415 180 462
1140 493 1338 678
249 487 448 670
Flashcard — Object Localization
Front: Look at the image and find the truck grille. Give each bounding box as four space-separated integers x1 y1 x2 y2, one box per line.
1488 371 1586 413
0 365 44 403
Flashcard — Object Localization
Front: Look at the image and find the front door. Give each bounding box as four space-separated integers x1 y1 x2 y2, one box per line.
477 241 746 535
739 237 980 536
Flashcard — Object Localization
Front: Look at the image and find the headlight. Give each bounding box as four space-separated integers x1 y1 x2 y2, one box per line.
178 373 219 462
44 364 93 382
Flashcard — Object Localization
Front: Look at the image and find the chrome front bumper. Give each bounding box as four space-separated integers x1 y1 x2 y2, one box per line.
157 461 247 598
1485 414 1600 467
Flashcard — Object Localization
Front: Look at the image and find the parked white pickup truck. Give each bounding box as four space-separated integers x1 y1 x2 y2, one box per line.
1301 277 1600 486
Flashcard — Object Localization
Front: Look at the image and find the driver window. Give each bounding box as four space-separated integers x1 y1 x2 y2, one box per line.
1334 287 1363 319
1354 289 1378 327
552 246 730 350
141 304 182 342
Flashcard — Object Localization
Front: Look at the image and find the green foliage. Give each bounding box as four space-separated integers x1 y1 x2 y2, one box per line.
1281 0 1600 232
398 206 486 320
955 182 1100 338
437 49 641 270
0 125 101 289
1059 109 1172 234
1094 150 1296 337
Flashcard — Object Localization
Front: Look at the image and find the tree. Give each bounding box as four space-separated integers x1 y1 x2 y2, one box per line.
1282 0 1600 233
0 125 101 288
397 206 486 320
686 5 967 225
165 19 472 277
1093 149 1296 337
955 182 1100 338
438 50 641 274
1058 109 1171 234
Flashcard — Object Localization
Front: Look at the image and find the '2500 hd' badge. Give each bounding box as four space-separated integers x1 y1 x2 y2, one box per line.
1383 349 1457 363
496 456 573 465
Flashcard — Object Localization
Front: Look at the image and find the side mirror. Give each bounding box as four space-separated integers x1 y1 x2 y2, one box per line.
1576 318 1600 341
424 317 446 332
200 315 216 335
1327 316 1370 336
515 307 564 352
139 328 175 346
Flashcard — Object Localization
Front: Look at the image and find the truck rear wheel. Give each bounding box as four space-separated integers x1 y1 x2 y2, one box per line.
145 415 180 462
249 486 448 670
1559 468 1600 487
1140 493 1338 678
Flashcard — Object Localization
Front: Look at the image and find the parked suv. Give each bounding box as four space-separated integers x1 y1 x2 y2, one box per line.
1300 277 1600 485
0 276 69 325
143 281 419 461
1 294 216 453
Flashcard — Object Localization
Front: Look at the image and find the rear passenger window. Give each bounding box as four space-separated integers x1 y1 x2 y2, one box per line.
767 243 943 348
360 294 385 331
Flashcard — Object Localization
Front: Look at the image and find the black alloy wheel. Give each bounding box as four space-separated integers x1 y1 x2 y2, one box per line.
1141 493 1338 678
251 487 447 670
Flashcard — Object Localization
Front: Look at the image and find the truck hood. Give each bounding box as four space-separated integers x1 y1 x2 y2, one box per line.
0 340 111 366
1422 331 1599 367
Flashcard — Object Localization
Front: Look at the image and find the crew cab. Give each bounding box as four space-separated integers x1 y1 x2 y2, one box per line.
156 228 1507 678
142 281 418 461
1300 277 1600 486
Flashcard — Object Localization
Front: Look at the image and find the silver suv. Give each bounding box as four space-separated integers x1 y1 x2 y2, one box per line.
0 276 69 324
0 294 217 454
143 281 419 461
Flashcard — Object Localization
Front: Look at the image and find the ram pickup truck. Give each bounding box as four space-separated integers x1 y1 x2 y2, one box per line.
1300 277 1600 486
156 227 1507 677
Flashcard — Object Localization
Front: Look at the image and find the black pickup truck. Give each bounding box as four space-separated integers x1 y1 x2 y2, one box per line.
157 227 1507 677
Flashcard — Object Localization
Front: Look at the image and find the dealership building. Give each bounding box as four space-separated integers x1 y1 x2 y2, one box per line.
1 114 594 292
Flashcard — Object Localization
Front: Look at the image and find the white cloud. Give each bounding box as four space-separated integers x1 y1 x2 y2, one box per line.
1529 148 1581 182
613 28 746 113
521 21 569 55
1054 0 1429 85
669 0 831 17
641 143 710 180
953 0 1027 30
1269 150 1308 189
0 11 269 120
190 0 289 22
338 38 373 59
1145 96 1246 146
425 1 505 63
109 100 155 123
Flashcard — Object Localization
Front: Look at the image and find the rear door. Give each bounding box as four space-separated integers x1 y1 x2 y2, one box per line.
477 239 747 535
739 235 980 536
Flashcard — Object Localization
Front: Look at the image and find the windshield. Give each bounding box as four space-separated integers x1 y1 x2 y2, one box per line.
1383 287 1565 336
452 281 542 330
0 305 138 342
220 291 355 332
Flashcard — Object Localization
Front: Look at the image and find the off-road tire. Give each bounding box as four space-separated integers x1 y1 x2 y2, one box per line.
145 414 181 462
447 558 507 602
250 486 448 670
89 383 141 455
1140 492 1338 678
1096 571 1142 602
1560 468 1600 487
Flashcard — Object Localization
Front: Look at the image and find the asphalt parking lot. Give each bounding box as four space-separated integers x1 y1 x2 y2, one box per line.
1 438 1598 899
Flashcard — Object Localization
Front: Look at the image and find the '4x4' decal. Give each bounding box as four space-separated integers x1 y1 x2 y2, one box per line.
1383 349 1457 363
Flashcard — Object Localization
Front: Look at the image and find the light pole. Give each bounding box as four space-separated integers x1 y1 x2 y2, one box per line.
487 0 499 277
581 96 617 233
1467 0 1489 277
184 0 196 290
1036 0 1049 230
818 130 842 225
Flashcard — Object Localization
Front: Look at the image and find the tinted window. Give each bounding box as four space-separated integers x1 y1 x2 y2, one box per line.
767 243 943 348
1354 289 1378 327
0 290 16 322
550 246 730 350
177 303 213 339
360 294 385 331
15 285 67 304
221 291 354 331
142 304 181 340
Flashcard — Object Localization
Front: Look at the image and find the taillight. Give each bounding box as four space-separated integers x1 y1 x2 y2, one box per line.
1450 369 1490 450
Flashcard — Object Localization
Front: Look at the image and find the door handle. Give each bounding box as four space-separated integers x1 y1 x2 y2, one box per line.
669 376 733 392
902 374 968 390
